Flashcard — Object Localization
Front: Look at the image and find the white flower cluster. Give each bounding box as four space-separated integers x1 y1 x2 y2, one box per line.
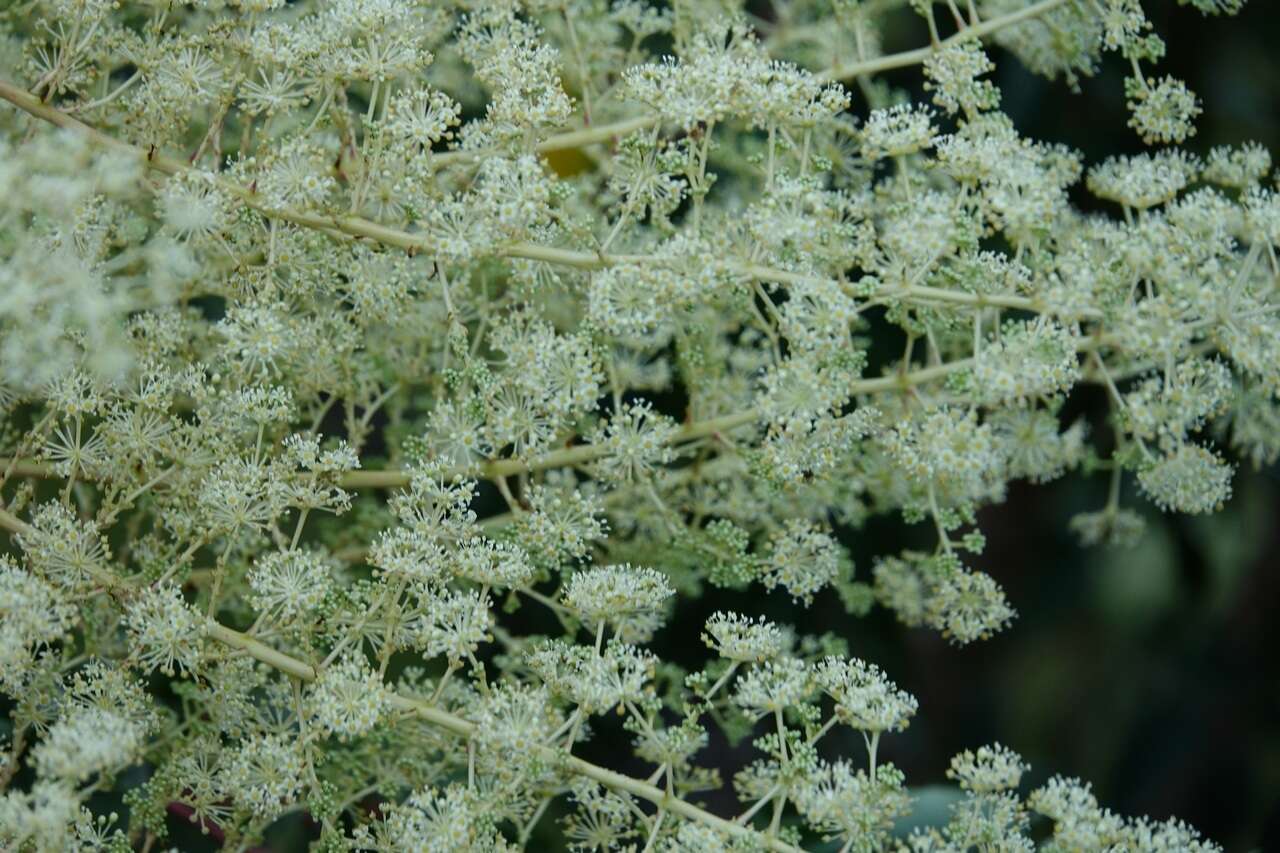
310 654 391 741
224 733 306 821
527 637 658 713
17 502 111 588
622 22 845 130
0 131 158 393
760 519 845 604
732 656 813 719
125 583 205 677
946 742 1030 794
924 41 1000 115
408 586 493 662
872 553 1018 645
358 784 507 851
0 557 75 692
795 761 912 848
1137 443 1234 514
1126 75 1201 145
1087 150 1201 210
861 103 936 160
512 481 609 567
0 0 1259 846
249 548 334 620
927 565 1018 645
883 406 1006 503
562 563 674 638
0 664 156 849
33 705 145 784
967 320 1081 406
1028 775 1220 851
702 611 788 663
814 656 919 734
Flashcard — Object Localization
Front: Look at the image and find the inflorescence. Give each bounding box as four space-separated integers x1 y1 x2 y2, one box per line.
0 0 1269 848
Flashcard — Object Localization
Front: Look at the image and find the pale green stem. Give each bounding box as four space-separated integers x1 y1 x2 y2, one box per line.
820 0 1071 81
807 715 839 746
927 482 954 556
735 785 779 826
643 809 666 852
865 730 881 778
519 795 555 844
703 661 740 701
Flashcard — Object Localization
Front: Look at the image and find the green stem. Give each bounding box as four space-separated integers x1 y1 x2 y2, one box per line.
198 626 811 847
